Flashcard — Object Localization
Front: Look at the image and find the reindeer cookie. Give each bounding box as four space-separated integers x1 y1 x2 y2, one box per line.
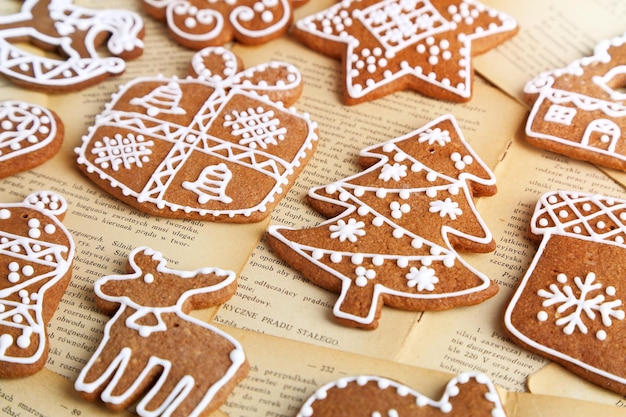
524 32 626 171
0 100 64 179
75 46 318 222
297 373 507 417
267 114 498 330
0 191 74 378
0 0 144 92
292 0 518 104
141 0 308 50
75 246 248 417
505 191 626 396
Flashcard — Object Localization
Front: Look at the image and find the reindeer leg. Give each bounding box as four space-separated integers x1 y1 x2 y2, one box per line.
135 366 199 417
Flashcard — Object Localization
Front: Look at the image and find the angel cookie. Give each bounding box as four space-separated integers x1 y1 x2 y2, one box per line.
75 247 248 416
0 100 63 178
292 0 518 104
75 46 318 222
505 190 626 396
0 0 144 92
525 33 626 171
267 114 497 330
297 373 506 417
0 191 74 378
141 0 308 49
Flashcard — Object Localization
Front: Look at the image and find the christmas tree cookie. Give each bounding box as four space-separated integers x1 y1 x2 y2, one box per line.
267 114 498 329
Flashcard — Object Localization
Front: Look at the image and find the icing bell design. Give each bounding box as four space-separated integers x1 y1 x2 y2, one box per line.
0 191 74 377
75 46 318 222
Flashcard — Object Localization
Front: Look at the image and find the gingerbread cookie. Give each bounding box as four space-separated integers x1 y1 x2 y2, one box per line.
75 46 318 222
297 372 506 417
0 0 144 92
0 100 64 178
75 246 248 416
0 191 74 378
141 0 308 49
267 114 497 330
505 190 626 396
292 0 518 104
524 33 626 172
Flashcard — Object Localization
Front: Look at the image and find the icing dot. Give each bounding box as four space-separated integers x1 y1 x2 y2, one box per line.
22 265 34 276
537 311 548 321
144 273 154 284
312 249 323 260
8 272 19 283
0 209 10 219
558 210 569 218
372 256 384 266
557 273 568 283
597 221 606 229
44 224 56 234
330 253 342 263
606 286 616 296
596 330 607 341
355 276 368 287
351 254 363 265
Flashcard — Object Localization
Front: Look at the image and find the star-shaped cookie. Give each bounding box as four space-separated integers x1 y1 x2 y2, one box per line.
292 0 518 104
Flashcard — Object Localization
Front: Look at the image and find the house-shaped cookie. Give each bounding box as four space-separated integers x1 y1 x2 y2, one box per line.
505 190 626 396
524 33 626 171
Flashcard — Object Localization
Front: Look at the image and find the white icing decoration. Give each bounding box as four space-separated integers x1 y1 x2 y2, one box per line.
147 0 293 47
294 0 517 102
0 101 59 165
295 373 506 417
537 272 625 336
182 163 234 204
405 266 439 291
0 191 73 367
268 114 496 327
75 47 317 221
0 0 144 91
75 246 246 417
129 82 187 117
524 33 626 168
505 190 626 389
429 198 463 220
223 107 286 149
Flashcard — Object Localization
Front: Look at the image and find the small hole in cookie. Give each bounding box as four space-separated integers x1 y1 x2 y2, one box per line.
21 213 30 219
428 148 435 154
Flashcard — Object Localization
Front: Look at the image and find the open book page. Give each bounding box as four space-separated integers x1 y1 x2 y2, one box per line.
212 32 526 360
528 363 626 408
0 0 265 383
475 0 626 104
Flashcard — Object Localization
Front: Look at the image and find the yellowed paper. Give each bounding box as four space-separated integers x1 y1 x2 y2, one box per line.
476 0 626 104
528 363 626 408
1 0 626 415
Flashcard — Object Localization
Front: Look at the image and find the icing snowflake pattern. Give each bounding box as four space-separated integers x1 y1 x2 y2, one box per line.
538 272 625 340
293 0 518 103
329 218 366 242
223 107 286 149
418 127 451 146
406 266 439 291
429 198 463 220
91 133 153 171
379 162 408 181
